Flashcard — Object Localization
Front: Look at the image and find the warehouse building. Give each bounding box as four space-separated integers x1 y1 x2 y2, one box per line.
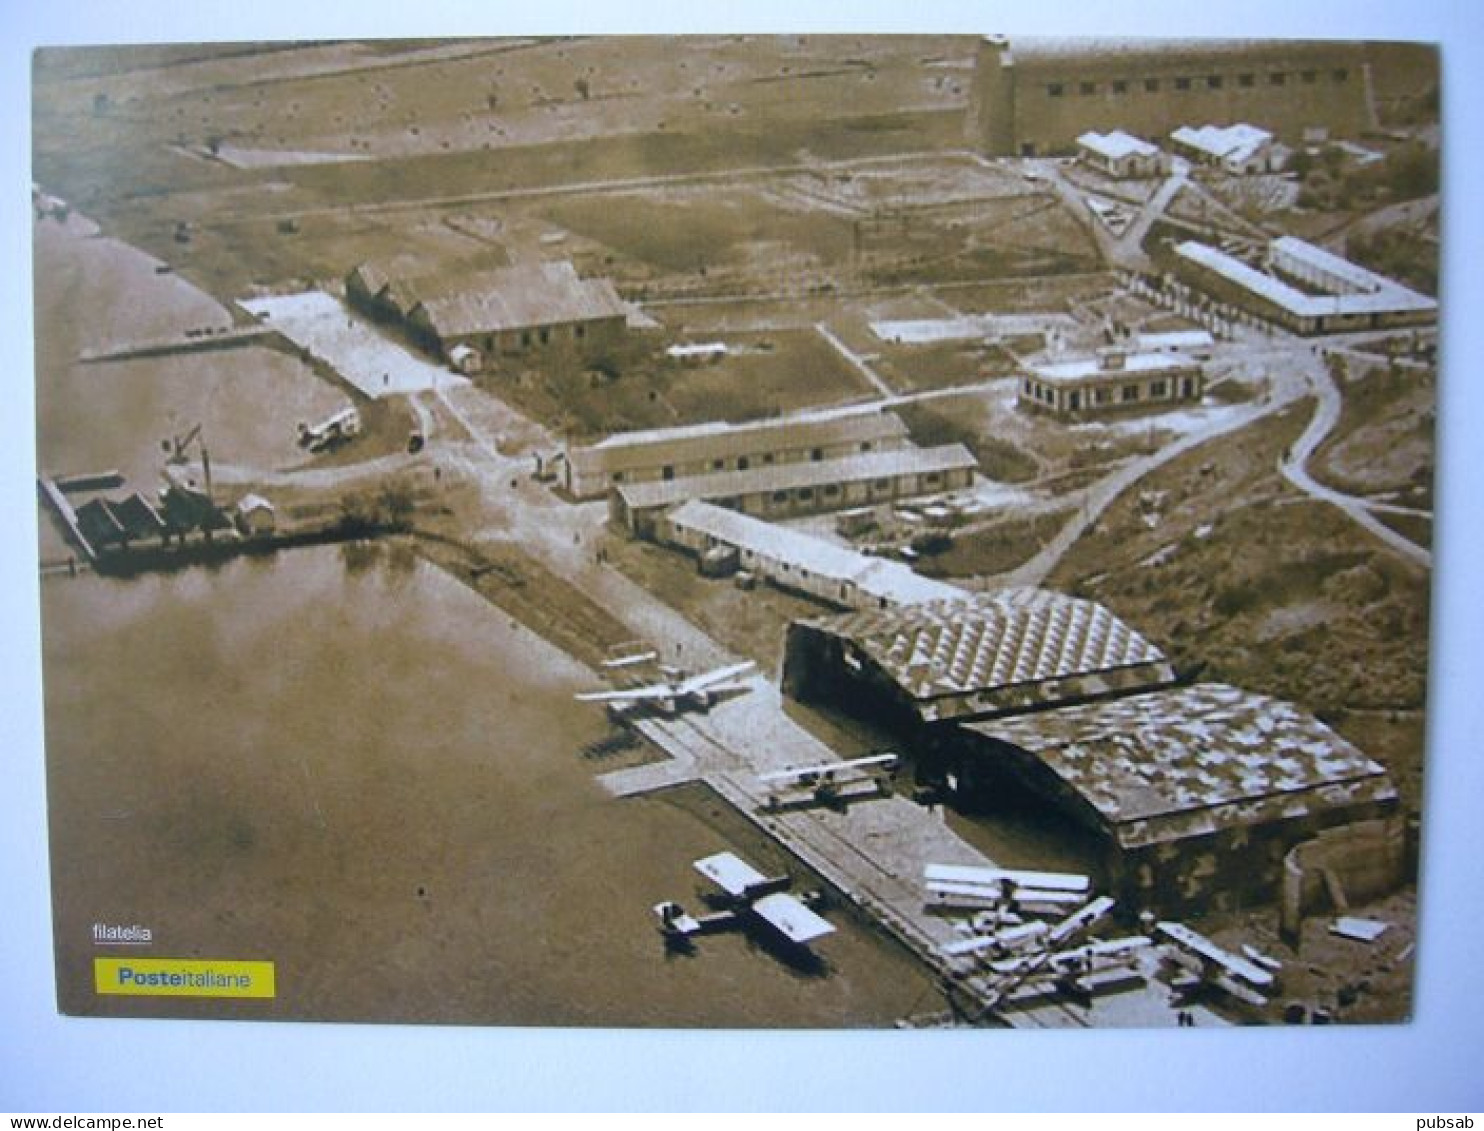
345 260 628 373
1075 129 1164 178
659 500 965 611
970 36 1376 157
610 443 976 536
783 588 1178 730
407 262 628 373
1173 238 1437 334
1018 350 1204 418
946 683 1398 914
562 411 912 500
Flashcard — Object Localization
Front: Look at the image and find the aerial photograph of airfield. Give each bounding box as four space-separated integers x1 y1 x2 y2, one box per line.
34 35 1438 1028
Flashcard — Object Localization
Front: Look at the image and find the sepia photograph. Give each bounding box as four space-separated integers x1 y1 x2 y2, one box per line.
32 31 1440 1035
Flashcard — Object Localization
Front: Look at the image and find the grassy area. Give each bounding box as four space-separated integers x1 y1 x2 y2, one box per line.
493 329 872 441
1313 356 1435 508
873 338 1020 393
539 188 854 276
895 398 1040 483
917 511 1068 578
1050 401 1432 816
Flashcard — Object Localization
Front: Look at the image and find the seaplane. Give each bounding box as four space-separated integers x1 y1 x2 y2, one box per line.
758 752 899 811
654 851 835 956
574 660 756 717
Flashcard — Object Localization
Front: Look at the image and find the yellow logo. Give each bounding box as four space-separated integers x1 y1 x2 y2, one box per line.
94 958 276 999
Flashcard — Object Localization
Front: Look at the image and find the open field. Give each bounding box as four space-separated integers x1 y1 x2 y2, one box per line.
492 327 875 441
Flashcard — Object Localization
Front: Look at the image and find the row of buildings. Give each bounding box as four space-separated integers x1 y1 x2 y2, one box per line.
1077 122 1285 179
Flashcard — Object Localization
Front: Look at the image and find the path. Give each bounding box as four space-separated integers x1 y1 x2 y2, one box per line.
1279 352 1432 569
814 321 896 397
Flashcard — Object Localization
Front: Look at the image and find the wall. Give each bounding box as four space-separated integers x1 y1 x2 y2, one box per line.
974 38 1376 156
1279 816 1411 939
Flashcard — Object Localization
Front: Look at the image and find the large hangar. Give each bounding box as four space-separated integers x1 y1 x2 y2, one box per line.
783 592 1399 914
948 684 1399 914
783 588 1178 730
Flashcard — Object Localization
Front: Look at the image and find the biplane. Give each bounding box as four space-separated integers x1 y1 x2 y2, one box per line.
575 660 755 716
758 752 899 811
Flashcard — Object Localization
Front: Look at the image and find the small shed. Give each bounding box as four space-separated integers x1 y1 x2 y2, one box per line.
234 493 277 537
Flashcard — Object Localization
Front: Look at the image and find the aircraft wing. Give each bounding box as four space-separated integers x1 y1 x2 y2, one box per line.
694 851 768 897
752 893 835 946
676 661 756 695
574 681 672 704
758 753 898 785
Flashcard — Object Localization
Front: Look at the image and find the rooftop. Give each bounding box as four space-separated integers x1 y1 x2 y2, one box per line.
667 500 964 607
1030 351 1199 384
617 443 976 511
570 411 910 476
1171 123 1273 165
1077 129 1159 161
802 589 1176 723
1175 240 1438 320
965 683 1396 847
411 261 627 339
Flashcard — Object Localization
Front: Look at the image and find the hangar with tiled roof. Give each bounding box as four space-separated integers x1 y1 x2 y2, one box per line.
782 588 1177 729
952 683 1398 912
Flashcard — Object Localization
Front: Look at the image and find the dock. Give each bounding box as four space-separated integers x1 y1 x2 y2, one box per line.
77 323 272 363
593 679 1070 1024
37 475 98 563
593 675 1230 1027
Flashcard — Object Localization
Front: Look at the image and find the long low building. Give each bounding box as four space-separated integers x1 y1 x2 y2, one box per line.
1018 350 1204 418
783 589 1178 729
945 683 1399 914
563 411 911 500
660 500 964 611
610 443 977 536
1173 238 1437 334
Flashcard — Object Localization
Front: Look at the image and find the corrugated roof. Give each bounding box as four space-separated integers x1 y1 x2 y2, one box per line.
571 411 910 478
965 683 1396 847
667 500 964 607
411 262 627 339
618 443 975 511
803 589 1175 722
